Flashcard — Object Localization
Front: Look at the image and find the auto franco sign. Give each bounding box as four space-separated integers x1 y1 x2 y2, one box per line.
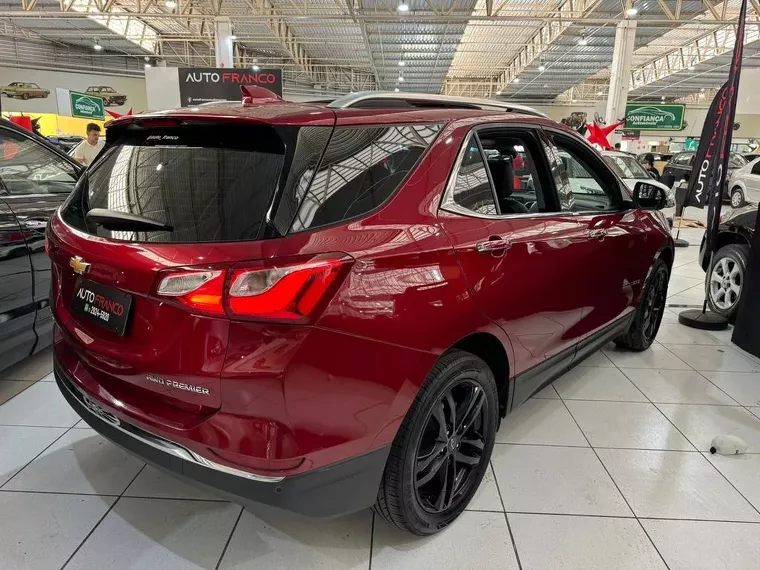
624 104 685 131
178 68 283 106
70 91 105 120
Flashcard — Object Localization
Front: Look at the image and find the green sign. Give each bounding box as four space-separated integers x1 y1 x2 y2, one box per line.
70 91 104 120
624 103 685 131
684 137 699 150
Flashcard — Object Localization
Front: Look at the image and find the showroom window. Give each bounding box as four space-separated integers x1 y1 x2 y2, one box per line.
0 128 78 195
289 123 441 232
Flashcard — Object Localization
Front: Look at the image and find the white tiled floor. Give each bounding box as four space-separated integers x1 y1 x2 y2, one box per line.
3 227 760 569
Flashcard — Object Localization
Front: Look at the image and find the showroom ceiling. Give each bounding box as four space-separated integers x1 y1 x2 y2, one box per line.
0 0 757 102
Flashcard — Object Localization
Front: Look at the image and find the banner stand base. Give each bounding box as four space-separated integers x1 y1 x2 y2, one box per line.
678 309 729 331
674 238 690 248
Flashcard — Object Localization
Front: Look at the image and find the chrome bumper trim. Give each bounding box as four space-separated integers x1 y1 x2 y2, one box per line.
59 374 285 484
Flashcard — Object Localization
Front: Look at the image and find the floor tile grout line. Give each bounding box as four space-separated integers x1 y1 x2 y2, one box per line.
612 357 702 454
367 510 375 570
489 460 523 570
693 368 760 417
0 378 42 407
492 441 759 453
214 505 244 570
557 377 673 570
699 451 760 520
59 497 121 570
503 513 524 570
0 424 77 491
492 509 760 524
59 464 146 570
608 340 760 558
555 392 635 518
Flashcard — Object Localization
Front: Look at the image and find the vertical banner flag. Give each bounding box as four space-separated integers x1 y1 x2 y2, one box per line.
682 0 748 260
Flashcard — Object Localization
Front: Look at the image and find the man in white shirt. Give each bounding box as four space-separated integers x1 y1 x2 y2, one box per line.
72 123 104 167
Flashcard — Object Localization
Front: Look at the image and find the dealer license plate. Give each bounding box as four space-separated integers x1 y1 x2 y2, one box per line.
71 278 132 336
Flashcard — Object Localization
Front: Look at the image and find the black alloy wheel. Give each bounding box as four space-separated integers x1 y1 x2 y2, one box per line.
614 258 670 351
642 265 668 343
374 350 498 535
414 380 486 514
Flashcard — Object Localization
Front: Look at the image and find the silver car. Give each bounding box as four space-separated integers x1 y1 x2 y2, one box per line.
601 151 675 207
726 157 760 208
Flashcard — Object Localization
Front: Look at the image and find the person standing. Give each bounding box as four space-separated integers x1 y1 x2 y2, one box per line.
642 153 661 180
72 123 104 167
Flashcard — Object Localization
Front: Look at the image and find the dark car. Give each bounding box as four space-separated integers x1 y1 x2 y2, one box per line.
47 91 673 536
0 118 82 371
663 151 747 198
698 206 756 321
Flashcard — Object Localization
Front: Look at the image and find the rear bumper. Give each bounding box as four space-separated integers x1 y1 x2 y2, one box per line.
55 363 389 518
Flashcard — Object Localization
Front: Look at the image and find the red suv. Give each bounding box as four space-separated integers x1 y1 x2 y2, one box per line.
48 91 672 535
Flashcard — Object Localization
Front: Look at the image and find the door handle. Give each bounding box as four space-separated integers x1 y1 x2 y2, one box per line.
588 228 607 240
476 238 512 253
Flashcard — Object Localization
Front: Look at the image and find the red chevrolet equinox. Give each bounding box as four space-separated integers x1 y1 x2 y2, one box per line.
48 91 673 535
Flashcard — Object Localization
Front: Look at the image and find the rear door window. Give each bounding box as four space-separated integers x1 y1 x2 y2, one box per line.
288 124 441 232
60 123 288 243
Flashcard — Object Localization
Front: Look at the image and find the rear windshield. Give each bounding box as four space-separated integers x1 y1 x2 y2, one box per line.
60 120 442 244
60 123 286 243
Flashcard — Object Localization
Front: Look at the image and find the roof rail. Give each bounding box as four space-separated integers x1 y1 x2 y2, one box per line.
327 91 548 119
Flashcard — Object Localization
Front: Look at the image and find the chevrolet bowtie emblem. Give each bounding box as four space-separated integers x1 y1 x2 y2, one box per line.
69 256 91 275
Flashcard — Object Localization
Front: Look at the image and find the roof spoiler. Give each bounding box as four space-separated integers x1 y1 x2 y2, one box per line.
241 85 281 106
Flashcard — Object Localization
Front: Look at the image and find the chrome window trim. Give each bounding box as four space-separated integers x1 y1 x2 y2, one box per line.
440 123 578 221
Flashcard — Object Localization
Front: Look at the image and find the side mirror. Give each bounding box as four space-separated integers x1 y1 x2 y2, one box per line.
634 181 667 210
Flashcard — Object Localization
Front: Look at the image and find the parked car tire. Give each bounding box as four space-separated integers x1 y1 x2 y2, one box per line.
706 244 749 322
21 93 29 100
373 349 498 535
614 258 670 351
730 187 746 208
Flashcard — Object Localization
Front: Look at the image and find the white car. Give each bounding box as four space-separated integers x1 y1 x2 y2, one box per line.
601 150 675 207
726 157 760 208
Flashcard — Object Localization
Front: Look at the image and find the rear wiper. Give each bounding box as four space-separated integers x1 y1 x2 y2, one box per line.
85 208 173 232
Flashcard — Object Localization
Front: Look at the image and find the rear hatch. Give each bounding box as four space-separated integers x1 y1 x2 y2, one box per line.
49 117 333 421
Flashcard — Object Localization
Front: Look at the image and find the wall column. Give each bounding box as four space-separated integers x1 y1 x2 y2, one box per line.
605 19 637 142
214 17 234 68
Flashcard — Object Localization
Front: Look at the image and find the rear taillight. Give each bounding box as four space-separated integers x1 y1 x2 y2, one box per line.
154 254 351 322
156 270 225 315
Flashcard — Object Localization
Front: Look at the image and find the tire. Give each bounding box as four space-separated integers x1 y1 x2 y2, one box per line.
21 93 29 100
614 258 670 351
373 349 498 535
730 187 746 208
706 244 749 323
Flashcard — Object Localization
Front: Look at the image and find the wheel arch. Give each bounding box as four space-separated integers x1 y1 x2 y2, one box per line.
451 332 511 418
702 232 751 270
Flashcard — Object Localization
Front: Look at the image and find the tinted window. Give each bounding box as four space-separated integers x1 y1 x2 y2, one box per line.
673 153 691 166
553 139 623 213
449 134 497 215
479 130 552 214
604 154 651 180
0 128 78 195
751 160 760 176
729 153 747 169
289 124 441 232
61 124 286 243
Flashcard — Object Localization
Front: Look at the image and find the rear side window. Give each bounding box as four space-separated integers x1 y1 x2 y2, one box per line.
289 124 441 232
61 124 286 243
